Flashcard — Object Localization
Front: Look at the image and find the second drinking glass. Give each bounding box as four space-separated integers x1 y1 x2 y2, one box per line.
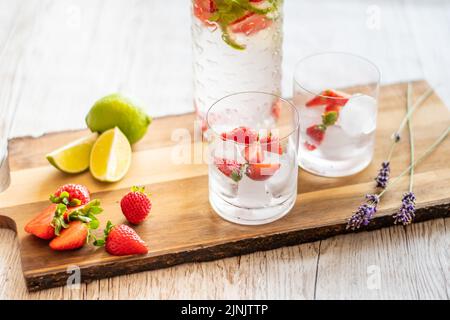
293 52 381 177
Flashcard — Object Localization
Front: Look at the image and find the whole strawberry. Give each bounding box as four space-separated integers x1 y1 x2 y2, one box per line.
51 184 91 207
94 221 148 256
120 186 152 224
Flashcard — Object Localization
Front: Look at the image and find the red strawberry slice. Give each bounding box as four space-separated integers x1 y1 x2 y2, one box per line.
259 132 282 155
230 12 272 36
193 0 216 26
271 99 281 119
246 163 280 181
243 143 264 164
306 89 350 108
49 221 88 251
24 204 59 240
214 157 244 182
243 142 280 181
304 141 317 151
306 124 326 144
221 126 258 145
324 104 342 113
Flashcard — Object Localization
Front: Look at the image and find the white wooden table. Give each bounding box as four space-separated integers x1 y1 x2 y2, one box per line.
0 0 449 299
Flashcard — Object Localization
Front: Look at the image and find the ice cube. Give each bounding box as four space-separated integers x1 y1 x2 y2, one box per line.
237 176 271 208
318 125 356 160
338 94 377 136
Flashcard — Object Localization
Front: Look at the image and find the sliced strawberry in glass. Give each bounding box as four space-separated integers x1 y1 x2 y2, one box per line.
214 157 243 182
271 99 281 119
246 162 280 181
243 142 280 181
324 104 342 113
243 143 264 164
304 141 317 151
306 124 326 144
230 12 272 36
193 0 216 26
221 126 259 145
305 89 350 108
259 131 283 155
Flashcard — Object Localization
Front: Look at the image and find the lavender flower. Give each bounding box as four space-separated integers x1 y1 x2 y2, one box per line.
375 161 390 189
346 194 379 230
393 192 416 225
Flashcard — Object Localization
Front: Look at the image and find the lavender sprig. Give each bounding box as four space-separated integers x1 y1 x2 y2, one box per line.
393 83 416 225
374 84 433 189
347 194 379 230
347 125 450 230
375 161 390 188
393 192 416 225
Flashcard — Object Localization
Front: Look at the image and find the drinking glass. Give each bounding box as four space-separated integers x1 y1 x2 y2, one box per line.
192 0 283 131
206 92 299 225
293 52 381 177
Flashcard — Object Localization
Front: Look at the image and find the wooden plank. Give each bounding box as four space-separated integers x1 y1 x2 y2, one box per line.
0 80 449 292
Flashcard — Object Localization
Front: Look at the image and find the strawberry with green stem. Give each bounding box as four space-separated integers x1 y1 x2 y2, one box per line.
304 89 351 151
120 186 152 225
94 221 148 256
214 157 245 182
305 111 338 151
25 197 102 239
50 184 91 207
49 200 102 251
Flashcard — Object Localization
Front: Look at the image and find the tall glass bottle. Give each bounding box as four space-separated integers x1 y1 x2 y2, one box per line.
192 0 283 131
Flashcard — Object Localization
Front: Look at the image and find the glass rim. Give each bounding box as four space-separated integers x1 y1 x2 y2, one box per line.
206 91 300 145
293 51 381 99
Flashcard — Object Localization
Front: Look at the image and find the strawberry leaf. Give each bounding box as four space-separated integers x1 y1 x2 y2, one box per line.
88 219 100 230
93 239 105 246
322 111 338 127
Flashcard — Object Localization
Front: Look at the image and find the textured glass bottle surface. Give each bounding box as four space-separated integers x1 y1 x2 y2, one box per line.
192 0 283 129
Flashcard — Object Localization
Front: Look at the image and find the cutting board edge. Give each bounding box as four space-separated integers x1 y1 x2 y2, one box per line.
23 201 450 292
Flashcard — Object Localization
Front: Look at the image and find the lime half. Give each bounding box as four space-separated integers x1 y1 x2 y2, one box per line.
85 94 151 144
46 132 98 174
90 127 132 182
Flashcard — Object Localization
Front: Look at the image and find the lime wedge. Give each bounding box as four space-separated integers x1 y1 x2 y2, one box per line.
90 127 132 182
46 132 98 174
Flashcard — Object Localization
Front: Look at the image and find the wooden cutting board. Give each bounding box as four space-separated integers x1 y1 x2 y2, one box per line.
0 80 449 292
